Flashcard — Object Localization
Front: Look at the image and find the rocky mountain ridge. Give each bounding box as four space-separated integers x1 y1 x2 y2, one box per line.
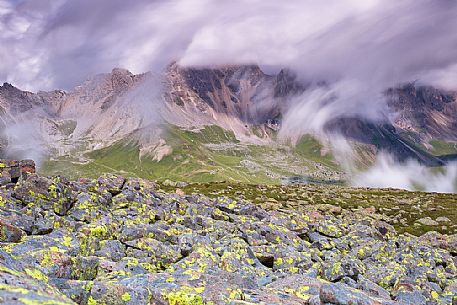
387 84 457 141
1 64 457 182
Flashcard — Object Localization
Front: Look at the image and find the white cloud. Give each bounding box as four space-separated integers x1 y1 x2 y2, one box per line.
352 153 457 193
1 0 457 92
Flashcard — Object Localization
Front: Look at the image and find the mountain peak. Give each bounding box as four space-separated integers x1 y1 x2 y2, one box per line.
109 68 135 93
111 67 133 76
0 82 19 92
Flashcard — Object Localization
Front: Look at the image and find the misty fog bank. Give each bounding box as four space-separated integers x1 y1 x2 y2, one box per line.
351 153 457 193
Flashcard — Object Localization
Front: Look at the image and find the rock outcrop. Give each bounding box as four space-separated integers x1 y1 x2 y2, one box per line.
1 172 456 304
387 84 457 141
0 159 35 185
165 64 300 125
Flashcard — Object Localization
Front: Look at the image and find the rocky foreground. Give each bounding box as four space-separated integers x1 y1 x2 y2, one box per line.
1 172 457 304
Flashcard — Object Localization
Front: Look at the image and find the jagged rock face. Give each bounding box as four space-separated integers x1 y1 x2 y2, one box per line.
170 67 271 122
274 68 307 98
167 65 457 164
166 64 286 125
0 83 45 115
387 84 457 141
0 68 165 160
0 65 296 161
320 83 457 165
56 68 145 116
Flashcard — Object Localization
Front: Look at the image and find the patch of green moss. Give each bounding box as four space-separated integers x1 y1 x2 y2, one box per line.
87 296 97 305
166 286 205 305
40 124 344 185
0 283 30 295
24 268 48 283
18 299 74 305
428 139 457 156
121 292 131 302
294 134 338 170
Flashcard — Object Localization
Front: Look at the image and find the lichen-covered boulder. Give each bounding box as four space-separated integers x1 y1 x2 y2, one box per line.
0 249 76 305
0 218 26 242
1 174 457 305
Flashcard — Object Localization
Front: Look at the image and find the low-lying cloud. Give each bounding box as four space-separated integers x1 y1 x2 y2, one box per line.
352 153 457 193
278 80 388 140
3 118 45 165
329 137 457 193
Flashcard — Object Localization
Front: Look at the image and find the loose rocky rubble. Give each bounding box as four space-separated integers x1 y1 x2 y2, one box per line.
178 182 457 237
0 173 456 305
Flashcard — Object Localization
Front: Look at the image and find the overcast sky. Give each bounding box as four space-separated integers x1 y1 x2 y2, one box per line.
1 0 457 92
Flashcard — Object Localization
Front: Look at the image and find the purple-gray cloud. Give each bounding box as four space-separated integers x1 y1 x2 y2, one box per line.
1 0 457 93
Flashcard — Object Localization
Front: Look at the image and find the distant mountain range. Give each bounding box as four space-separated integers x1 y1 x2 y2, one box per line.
1 64 456 183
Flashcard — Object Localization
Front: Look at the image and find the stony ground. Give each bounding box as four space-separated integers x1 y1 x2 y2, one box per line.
0 174 456 305
172 182 457 236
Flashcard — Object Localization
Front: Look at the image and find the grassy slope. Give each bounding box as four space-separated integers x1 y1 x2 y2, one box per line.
165 181 457 236
428 139 457 156
294 135 339 170
399 131 457 158
41 125 341 184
